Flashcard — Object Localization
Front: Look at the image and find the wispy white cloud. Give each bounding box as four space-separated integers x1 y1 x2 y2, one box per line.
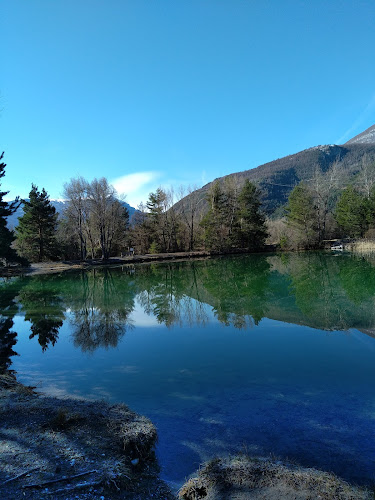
111 170 204 208
111 171 161 208
336 92 375 144
131 301 163 327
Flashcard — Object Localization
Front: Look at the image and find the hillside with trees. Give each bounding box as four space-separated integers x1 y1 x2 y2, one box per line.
174 126 375 217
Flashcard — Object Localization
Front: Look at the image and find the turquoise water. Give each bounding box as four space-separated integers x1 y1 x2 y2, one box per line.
1 253 375 488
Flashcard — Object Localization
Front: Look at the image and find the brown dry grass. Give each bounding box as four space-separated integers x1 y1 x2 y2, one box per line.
179 456 373 500
0 374 172 499
349 239 375 254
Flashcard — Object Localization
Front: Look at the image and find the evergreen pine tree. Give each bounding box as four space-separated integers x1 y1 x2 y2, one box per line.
234 180 267 249
146 188 166 252
335 186 368 238
16 185 58 262
0 152 25 266
200 182 228 250
286 183 318 248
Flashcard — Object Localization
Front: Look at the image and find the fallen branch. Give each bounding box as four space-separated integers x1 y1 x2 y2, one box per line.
15 451 32 457
2 450 31 457
42 480 102 495
111 478 120 491
1 467 38 486
23 470 98 489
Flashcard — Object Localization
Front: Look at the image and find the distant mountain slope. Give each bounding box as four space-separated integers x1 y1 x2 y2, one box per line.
6 199 137 229
174 125 375 216
345 124 375 145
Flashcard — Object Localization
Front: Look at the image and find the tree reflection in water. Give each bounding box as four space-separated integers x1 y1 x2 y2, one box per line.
268 252 375 332
3 253 375 360
0 279 19 373
69 269 135 352
136 262 210 327
19 276 65 351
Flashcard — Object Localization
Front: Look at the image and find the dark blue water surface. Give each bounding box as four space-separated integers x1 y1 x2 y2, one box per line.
1 253 375 489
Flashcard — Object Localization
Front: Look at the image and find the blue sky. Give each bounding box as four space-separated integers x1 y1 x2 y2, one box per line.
1 0 375 207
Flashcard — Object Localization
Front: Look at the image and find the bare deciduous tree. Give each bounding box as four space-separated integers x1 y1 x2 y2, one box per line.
310 160 340 242
177 184 204 250
86 178 128 260
63 177 128 260
63 177 88 260
358 154 375 199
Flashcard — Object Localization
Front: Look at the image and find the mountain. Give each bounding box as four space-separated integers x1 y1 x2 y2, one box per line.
174 124 375 216
345 124 375 145
6 199 137 229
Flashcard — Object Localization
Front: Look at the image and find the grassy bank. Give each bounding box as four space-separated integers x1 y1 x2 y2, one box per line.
179 456 372 500
347 238 375 254
1 375 372 499
0 374 173 499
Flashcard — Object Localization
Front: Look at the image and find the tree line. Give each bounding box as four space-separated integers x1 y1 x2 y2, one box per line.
0 153 267 264
3 150 375 264
280 156 375 249
129 179 267 254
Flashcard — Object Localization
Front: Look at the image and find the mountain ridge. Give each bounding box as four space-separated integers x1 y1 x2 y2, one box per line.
345 124 375 145
174 124 375 216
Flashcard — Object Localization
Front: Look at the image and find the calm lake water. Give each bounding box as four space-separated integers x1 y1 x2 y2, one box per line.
1 252 375 489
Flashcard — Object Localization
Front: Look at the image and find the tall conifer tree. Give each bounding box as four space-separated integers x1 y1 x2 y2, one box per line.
145 188 167 252
234 180 267 249
201 182 228 250
0 152 24 265
286 183 318 248
335 186 368 238
16 185 58 262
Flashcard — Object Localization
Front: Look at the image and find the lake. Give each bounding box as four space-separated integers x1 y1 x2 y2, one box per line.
1 252 375 490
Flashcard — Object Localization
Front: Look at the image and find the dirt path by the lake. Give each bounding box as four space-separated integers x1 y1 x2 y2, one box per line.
0 249 256 277
28 251 214 275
